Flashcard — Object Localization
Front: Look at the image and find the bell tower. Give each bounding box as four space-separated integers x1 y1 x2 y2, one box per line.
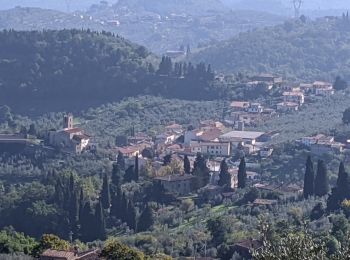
63 113 74 129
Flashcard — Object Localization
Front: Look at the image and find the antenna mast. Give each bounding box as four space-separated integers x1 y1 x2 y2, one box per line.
293 0 302 18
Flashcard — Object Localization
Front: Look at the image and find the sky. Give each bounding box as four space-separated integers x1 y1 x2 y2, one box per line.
0 0 349 13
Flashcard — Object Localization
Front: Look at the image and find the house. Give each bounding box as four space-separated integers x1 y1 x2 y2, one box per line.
155 133 176 145
219 130 265 146
190 141 231 157
165 123 183 134
128 133 152 145
313 81 334 96
250 74 283 84
257 131 280 142
260 147 274 158
199 120 225 130
253 199 278 206
248 103 263 114
116 146 141 158
230 101 250 112
301 134 333 147
184 128 223 145
230 112 262 126
40 249 99 260
48 114 90 154
299 83 314 94
232 239 263 259
154 174 195 195
283 91 304 105
310 141 344 156
230 169 259 188
276 102 299 112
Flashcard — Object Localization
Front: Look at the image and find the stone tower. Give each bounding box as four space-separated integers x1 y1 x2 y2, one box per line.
63 113 74 129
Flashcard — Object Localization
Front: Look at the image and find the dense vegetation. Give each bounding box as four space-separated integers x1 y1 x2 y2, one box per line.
192 15 350 81
0 29 222 114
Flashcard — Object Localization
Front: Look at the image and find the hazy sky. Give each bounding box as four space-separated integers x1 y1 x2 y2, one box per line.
0 0 349 12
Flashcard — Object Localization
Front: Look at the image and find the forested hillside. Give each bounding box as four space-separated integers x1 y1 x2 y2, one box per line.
191 16 350 81
0 29 219 114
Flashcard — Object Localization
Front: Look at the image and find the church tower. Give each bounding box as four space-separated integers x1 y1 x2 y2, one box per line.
63 113 74 129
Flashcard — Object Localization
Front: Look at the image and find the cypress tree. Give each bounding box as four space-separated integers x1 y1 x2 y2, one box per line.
137 204 154 232
314 160 329 197
237 157 247 189
124 166 135 182
79 188 84 221
80 202 96 242
110 185 122 220
69 190 79 235
101 173 110 209
328 162 350 211
303 156 315 198
95 200 106 240
117 151 125 171
218 159 231 189
126 200 137 231
121 192 128 222
193 153 210 189
54 178 65 208
184 155 191 174
135 154 139 181
69 172 74 198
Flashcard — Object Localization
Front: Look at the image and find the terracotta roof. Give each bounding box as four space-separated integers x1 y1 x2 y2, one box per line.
230 101 250 108
73 134 90 141
154 174 195 182
253 199 278 205
41 249 76 260
199 128 222 142
234 238 263 250
64 128 83 134
165 123 183 129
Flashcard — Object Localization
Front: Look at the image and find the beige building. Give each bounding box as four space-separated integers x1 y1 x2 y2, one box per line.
49 114 90 154
190 141 231 156
154 174 195 195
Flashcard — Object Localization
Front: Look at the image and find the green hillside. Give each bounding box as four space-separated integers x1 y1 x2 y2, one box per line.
191 16 350 81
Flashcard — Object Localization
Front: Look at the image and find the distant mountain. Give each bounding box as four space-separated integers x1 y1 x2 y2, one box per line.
190 16 350 81
0 0 100 12
113 0 226 15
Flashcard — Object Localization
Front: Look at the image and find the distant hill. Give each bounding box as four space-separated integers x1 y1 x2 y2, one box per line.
0 6 285 54
113 0 226 15
0 29 152 114
0 0 99 11
0 7 105 31
190 16 350 81
0 29 223 115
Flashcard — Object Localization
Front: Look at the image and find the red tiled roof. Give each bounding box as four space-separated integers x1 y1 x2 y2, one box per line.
64 128 83 134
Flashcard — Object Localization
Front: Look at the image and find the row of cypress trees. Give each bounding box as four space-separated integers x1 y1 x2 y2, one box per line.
303 156 329 198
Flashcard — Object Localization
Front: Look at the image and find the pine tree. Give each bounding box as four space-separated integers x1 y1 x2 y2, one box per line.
303 156 315 198
184 155 191 174
137 204 154 232
134 154 139 181
237 157 247 189
218 159 231 189
95 200 106 240
117 151 125 171
101 173 110 209
314 160 329 197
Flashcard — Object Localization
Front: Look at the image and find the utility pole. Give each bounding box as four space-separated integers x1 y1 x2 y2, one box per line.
293 0 302 18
